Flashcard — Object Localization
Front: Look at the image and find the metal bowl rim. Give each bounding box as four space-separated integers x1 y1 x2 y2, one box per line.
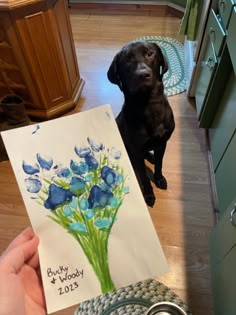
145 301 188 315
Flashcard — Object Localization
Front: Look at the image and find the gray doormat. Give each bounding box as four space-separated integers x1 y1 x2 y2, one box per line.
74 278 192 314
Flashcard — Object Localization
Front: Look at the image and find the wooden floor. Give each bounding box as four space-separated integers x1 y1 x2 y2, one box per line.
0 7 214 315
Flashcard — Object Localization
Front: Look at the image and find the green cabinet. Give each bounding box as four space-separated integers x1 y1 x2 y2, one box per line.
210 200 236 315
195 9 227 128
170 0 186 7
205 3 236 315
209 71 236 171
195 3 236 217
227 6 236 73
215 131 236 216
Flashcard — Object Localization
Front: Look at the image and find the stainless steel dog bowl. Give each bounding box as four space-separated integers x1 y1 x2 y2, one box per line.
145 302 188 315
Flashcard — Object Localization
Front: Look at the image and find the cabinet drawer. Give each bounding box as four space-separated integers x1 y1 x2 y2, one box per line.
215 132 236 214
195 41 218 118
218 0 235 29
210 198 236 265
227 6 236 74
209 71 236 170
208 9 226 56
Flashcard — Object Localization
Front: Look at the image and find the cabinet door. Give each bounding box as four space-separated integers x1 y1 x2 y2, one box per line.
195 40 218 118
211 247 236 315
210 199 236 315
209 70 236 170
227 6 236 74
210 199 236 264
215 132 236 215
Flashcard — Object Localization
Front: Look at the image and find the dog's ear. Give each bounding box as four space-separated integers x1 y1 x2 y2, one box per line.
107 53 123 91
152 43 168 80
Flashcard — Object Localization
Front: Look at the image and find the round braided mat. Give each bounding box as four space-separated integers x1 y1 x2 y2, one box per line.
134 36 186 96
74 279 192 315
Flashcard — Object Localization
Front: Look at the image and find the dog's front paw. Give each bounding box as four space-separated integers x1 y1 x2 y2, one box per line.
145 151 155 164
144 191 156 207
154 174 167 190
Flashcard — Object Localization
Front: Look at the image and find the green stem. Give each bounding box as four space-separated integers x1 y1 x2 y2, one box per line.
75 228 115 294
91 231 115 293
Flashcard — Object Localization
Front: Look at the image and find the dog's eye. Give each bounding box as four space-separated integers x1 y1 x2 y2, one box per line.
146 50 154 57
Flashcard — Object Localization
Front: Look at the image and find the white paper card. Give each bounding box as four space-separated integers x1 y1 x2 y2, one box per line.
2 105 168 313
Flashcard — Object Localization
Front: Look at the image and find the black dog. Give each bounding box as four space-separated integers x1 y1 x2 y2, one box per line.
107 40 175 207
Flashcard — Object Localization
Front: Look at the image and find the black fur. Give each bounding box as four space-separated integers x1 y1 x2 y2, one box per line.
107 40 175 207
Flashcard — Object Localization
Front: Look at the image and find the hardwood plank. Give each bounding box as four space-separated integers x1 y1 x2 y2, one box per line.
0 8 214 315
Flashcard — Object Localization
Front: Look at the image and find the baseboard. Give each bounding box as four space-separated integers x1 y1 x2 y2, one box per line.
68 2 184 18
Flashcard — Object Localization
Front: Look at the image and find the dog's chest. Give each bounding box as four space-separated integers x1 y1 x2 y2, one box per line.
142 106 167 138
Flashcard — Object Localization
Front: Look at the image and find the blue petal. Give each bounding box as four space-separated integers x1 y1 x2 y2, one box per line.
116 174 124 184
70 160 81 175
88 185 113 208
85 154 98 170
94 218 112 230
70 177 86 194
22 161 40 175
69 222 87 233
78 162 89 174
79 197 89 211
109 196 120 208
111 147 121 160
123 186 130 194
84 173 94 182
56 167 71 178
101 166 117 186
69 196 78 209
36 153 53 170
25 177 42 193
87 137 104 152
85 208 94 220
64 205 73 217
74 146 91 158
44 184 73 210
99 182 111 192
70 160 88 175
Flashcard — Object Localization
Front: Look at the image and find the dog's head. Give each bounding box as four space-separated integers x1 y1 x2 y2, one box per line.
107 40 168 95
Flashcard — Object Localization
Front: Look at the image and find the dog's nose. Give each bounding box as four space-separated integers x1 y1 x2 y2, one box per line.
136 63 152 80
136 69 152 80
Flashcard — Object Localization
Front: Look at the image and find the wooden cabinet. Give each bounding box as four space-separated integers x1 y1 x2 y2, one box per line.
0 0 84 120
210 199 236 315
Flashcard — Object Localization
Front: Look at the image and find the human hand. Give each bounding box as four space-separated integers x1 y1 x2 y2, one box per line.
0 227 46 315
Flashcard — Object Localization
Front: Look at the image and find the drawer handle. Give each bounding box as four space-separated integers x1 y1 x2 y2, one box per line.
205 57 215 70
210 27 216 42
219 0 225 10
230 204 236 227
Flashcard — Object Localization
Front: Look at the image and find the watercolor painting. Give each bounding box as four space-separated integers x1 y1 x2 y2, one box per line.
22 138 129 294
1 105 169 314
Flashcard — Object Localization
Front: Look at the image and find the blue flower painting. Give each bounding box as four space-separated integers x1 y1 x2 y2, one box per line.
22 138 129 294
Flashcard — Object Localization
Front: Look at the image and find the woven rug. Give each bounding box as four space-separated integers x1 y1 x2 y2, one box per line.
74 279 192 315
134 36 186 96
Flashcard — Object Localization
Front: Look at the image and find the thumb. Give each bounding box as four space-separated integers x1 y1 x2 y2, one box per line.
0 236 39 274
